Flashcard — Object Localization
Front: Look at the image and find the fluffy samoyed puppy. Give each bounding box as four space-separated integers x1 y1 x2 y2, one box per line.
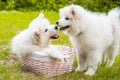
56 5 120 75
11 13 65 60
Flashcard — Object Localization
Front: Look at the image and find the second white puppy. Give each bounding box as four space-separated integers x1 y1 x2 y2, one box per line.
57 5 120 75
11 13 65 60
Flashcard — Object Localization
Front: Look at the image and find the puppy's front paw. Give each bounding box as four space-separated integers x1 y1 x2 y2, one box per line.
75 66 86 72
63 55 70 61
85 68 95 75
56 56 67 62
75 67 81 72
107 60 114 67
56 56 64 61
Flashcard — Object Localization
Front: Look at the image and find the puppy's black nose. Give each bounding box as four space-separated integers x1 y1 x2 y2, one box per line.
56 21 59 25
55 26 58 30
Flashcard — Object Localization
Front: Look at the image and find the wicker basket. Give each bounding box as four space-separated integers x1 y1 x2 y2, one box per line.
19 45 74 77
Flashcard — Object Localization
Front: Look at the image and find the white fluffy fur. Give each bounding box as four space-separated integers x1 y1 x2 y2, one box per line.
11 13 65 60
57 5 120 75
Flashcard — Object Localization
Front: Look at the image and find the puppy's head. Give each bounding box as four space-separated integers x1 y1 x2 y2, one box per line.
29 13 50 30
32 25 59 47
56 5 85 35
29 13 59 47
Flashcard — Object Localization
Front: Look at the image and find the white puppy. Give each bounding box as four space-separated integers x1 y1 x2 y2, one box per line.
11 13 65 61
57 5 120 75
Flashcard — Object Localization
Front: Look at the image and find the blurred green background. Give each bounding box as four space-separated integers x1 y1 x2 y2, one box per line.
0 0 120 12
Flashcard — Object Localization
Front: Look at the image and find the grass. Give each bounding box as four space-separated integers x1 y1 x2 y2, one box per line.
0 11 120 80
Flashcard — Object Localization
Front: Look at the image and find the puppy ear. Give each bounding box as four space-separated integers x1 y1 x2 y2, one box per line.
71 5 83 35
71 7 75 16
70 5 80 19
38 13 44 18
33 29 41 42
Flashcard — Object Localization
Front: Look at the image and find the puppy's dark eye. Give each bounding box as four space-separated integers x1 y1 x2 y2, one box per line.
45 29 48 32
65 17 70 20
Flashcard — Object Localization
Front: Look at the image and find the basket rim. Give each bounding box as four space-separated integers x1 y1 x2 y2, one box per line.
20 45 74 63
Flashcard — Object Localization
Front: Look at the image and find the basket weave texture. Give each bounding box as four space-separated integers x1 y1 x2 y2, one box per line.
20 45 74 77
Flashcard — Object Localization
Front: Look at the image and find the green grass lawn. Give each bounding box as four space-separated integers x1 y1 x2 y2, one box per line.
0 11 120 80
